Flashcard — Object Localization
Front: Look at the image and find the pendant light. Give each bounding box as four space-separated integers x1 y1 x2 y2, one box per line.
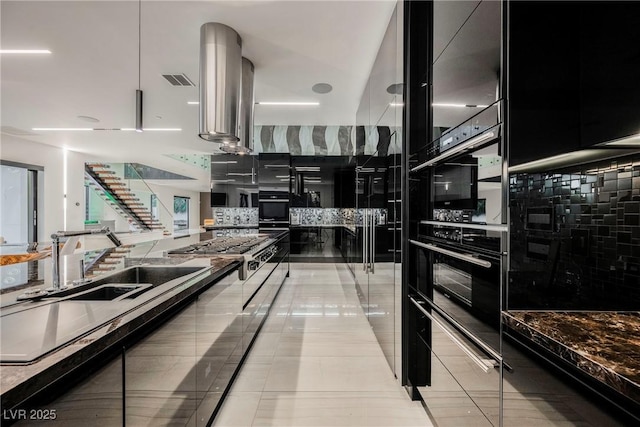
135 0 143 132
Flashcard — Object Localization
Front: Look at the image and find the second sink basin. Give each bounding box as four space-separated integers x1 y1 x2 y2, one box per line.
66 284 153 301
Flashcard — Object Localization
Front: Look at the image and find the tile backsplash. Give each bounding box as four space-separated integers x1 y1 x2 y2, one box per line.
290 208 387 227
509 154 640 310
209 208 258 227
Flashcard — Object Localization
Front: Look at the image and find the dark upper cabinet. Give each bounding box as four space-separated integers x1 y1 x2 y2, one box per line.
579 2 640 147
210 153 259 207
509 1 640 166
508 2 581 166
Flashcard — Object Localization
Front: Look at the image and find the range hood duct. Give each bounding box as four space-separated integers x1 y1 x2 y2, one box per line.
221 57 254 154
199 23 242 143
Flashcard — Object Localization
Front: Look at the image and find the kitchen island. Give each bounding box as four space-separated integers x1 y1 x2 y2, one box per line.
0 230 289 426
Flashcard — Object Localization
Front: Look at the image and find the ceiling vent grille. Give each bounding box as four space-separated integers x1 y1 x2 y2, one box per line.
162 74 195 87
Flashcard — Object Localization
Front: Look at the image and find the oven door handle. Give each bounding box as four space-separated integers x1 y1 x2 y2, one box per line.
409 296 497 373
370 211 375 274
363 210 368 272
409 240 492 269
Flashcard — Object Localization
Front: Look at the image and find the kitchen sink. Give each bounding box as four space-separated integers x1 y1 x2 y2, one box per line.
66 284 153 301
90 266 205 287
44 266 207 299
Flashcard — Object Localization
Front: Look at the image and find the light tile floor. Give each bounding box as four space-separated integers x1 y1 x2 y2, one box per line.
212 263 432 427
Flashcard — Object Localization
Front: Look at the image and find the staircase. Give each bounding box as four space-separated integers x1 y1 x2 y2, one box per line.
85 163 167 233
84 246 133 277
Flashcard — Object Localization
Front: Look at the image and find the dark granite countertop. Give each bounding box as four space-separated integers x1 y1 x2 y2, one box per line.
504 311 640 403
0 255 242 409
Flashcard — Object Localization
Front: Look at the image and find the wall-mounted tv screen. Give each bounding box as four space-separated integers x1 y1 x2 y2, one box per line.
211 192 227 207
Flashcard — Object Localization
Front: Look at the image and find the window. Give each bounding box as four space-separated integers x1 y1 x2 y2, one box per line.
173 196 189 232
151 194 159 221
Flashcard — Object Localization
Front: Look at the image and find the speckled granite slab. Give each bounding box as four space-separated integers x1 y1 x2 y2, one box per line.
503 311 640 403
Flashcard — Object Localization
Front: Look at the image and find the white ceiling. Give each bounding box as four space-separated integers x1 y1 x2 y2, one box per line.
1 0 397 189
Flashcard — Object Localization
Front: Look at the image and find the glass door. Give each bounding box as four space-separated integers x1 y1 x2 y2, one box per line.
0 162 38 245
1 161 41 291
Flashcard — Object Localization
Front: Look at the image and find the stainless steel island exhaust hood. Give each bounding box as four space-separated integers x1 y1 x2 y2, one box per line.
199 22 242 143
221 57 254 154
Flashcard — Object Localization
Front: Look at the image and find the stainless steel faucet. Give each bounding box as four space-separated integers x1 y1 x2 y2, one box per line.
49 226 122 292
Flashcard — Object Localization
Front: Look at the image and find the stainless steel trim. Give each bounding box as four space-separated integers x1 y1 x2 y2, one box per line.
409 240 492 268
421 220 508 232
258 199 289 202
410 124 500 172
409 297 497 373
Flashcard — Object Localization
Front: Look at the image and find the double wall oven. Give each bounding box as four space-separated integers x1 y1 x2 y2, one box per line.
407 101 507 426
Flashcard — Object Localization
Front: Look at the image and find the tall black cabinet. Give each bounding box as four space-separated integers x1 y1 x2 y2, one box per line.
404 0 640 425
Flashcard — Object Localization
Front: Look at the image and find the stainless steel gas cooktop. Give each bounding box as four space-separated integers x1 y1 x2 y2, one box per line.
167 235 270 255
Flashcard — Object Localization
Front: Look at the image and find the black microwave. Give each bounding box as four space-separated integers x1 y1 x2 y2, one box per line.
433 157 479 210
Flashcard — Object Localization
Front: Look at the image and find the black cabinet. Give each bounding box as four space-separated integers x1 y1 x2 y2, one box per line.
509 1 640 166
508 2 581 166
578 2 640 147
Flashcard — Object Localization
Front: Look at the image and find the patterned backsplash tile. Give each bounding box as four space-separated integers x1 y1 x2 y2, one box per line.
290 208 387 226
210 208 258 226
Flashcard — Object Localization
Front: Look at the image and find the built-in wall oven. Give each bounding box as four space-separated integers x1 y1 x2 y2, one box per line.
407 106 506 423
259 191 290 229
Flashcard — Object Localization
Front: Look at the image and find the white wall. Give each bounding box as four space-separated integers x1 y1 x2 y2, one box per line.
1 135 201 240
147 183 200 231
0 135 87 241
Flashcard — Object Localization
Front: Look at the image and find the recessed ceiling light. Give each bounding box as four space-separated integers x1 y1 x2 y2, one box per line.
0 49 51 54
257 102 319 106
312 83 333 94
32 128 94 131
121 128 181 131
187 101 199 105
77 115 100 123
33 127 181 131
432 103 489 108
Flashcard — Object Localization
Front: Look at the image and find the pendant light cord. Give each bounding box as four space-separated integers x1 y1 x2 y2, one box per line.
138 0 141 90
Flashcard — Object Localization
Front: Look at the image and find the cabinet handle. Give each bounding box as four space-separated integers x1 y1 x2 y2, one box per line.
410 296 497 373
409 240 492 268
410 126 499 172
371 212 375 274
